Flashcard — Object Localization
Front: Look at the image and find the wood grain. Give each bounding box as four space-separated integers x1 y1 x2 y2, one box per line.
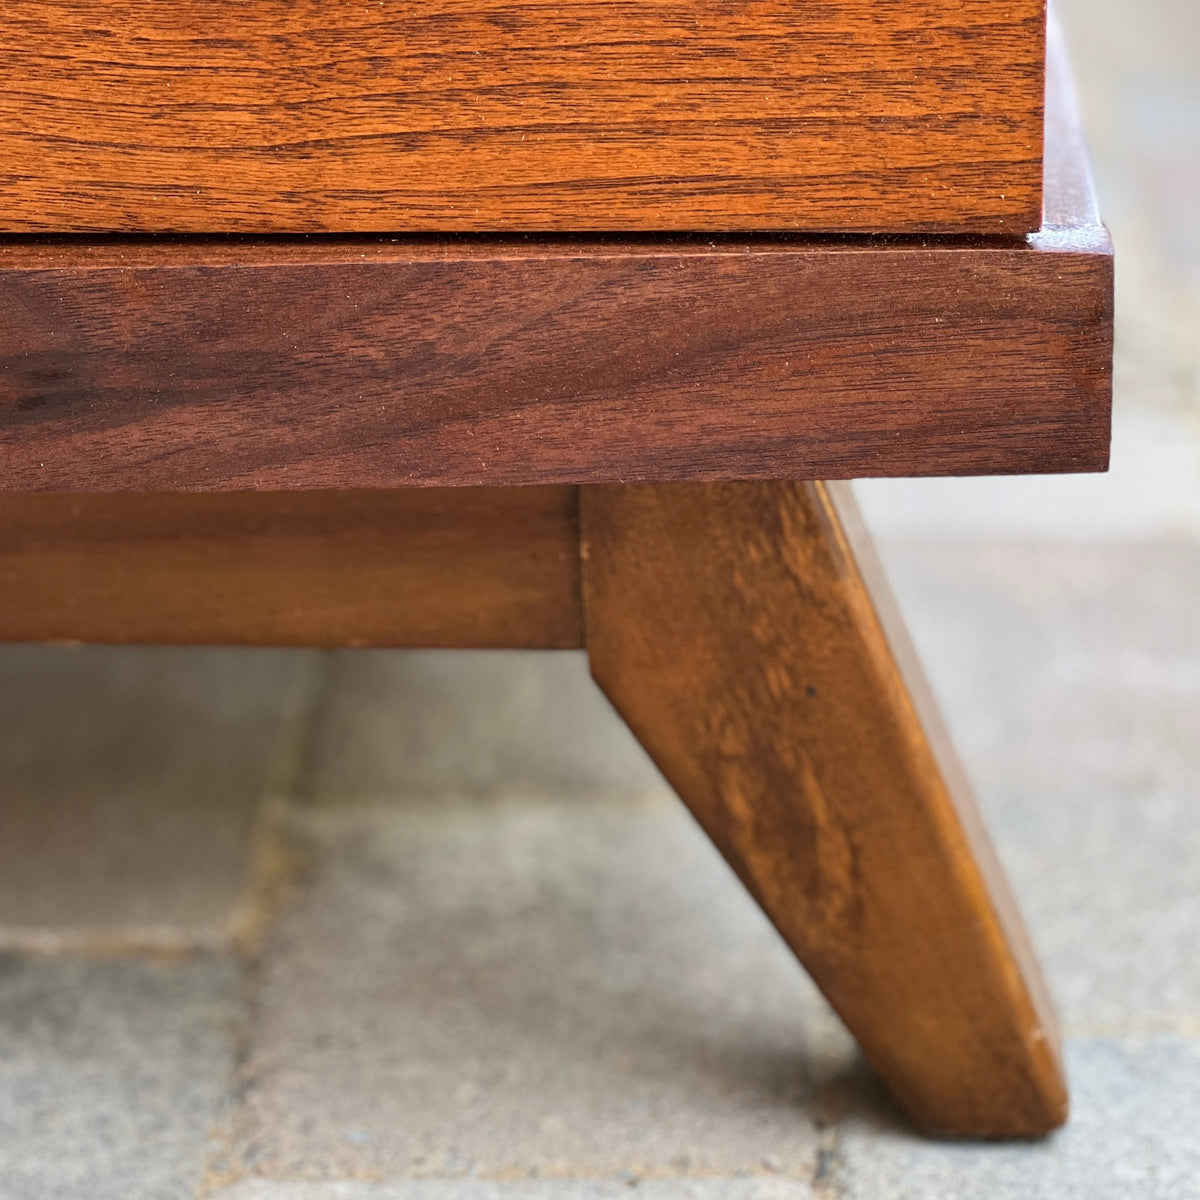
0 235 1111 490
0 0 1044 235
0 487 581 647
582 479 1068 1136
0 31 1110 490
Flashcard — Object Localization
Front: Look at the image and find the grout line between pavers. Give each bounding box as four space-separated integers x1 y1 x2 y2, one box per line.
264 650 338 807
205 1163 815 1188
283 783 679 813
226 650 334 954
812 1126 844 1200
1063 1017 1200 1039
0 925 227 958
808 1057 850 1200
200 650 337 1199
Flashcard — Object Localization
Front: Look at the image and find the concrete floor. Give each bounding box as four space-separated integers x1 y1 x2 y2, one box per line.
2 1 1199 1196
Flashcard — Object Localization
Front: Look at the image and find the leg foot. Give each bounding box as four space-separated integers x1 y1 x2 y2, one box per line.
581 480 1067 1137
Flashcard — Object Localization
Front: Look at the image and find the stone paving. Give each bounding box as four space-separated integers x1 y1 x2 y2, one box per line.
2 1 1199 1197
0 954 240 1200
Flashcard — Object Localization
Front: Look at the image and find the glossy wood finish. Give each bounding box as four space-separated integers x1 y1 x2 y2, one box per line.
582 479 1068 1136
0 488 582 647
0 232 1110 491
0 31 1109 492
0 1 1044 235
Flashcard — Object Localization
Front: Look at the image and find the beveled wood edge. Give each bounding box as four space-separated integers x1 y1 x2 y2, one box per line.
1031 5 1110 254
822 480 1066 1073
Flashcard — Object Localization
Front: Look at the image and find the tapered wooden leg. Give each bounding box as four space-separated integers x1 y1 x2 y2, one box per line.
581 480 1067 1137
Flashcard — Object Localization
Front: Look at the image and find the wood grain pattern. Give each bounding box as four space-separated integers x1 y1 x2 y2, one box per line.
582 479 1068 1136
0 0 1044 235
0 33 1110 491
0 487 582 647
0 235 1111 491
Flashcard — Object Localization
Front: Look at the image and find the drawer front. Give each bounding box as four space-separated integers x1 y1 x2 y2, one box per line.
3 1 1043 234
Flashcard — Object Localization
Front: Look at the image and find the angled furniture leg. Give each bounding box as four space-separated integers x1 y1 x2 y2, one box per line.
581 479 1067 1137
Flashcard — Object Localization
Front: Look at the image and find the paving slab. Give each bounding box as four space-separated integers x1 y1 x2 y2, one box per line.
980 784 1200 1035
877 541 1200 798
833 1036 1200 1200
0 952 239 1200
0 646 311 947
303 650 662 803
231 795 847 1183
871 542 1200 1034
